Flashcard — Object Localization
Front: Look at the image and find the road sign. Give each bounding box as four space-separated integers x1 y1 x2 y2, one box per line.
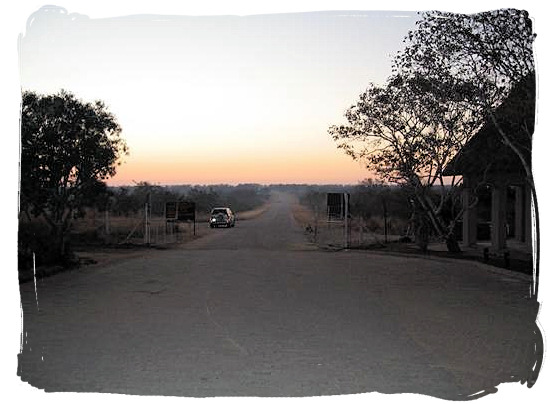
327 192 351 249
177 201 195 221
165 201 178 220
165 201 196 221
327 193 350 221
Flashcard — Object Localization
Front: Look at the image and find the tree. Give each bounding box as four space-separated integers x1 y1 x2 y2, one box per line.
329 74 478 252
20 90 128 261
330 9 536 253
185 186 222 214
394 9 536 188
391 8 537 279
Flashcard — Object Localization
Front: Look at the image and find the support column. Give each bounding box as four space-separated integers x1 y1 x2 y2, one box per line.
514 186 525 242
462 177 477 246
524 186 532 247
491 183 507 251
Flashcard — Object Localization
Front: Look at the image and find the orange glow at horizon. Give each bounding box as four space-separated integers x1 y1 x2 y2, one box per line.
107 150 370 186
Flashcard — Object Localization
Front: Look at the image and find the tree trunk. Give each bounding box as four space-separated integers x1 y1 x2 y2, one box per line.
51 221 73 265
445 233 461 253
53 224 66 259
413 210 430 253
414 191 464 253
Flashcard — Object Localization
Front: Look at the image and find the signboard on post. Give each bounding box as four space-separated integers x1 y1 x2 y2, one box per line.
165 201 196 221
327 193 350 221
327 192 351 249
165 201 197 235
165 201 178 220
177 201 196 222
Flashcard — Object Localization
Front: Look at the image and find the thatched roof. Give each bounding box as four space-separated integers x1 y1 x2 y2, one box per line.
443 73 535 179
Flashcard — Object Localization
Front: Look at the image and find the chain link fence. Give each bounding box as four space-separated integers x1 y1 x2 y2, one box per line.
70 202 199 246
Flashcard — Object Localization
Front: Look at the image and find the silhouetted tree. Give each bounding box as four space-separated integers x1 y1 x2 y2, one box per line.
329 75 477 252
329 9 536 253
186 187 222 214
110 187 141 216
351 180 410 223
20 90 128 262
394 9 536 188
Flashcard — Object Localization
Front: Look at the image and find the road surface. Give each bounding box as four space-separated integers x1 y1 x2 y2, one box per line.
18 192 541 399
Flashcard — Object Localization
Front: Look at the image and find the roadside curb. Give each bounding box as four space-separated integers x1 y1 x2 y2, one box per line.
334 248 535 283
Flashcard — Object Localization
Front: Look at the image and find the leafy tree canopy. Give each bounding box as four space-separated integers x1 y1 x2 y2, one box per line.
20 89 128 256
393 9 536 182
327 9 537 252
395 9 535 100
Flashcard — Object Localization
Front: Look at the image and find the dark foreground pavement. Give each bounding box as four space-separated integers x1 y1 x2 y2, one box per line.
18 192 542 399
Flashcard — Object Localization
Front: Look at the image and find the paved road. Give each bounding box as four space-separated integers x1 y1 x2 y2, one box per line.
18 192 542 399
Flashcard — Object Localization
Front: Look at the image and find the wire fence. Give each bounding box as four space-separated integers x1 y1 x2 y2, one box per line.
70 204 200 246
37 198 410 249
302 215 408 249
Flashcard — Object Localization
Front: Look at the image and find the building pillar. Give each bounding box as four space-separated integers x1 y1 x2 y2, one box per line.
462 177 477 246
514 185 525 242
491 183 507 251
524 186 532 247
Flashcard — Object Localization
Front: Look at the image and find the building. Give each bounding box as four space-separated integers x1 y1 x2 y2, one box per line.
443 74 535 251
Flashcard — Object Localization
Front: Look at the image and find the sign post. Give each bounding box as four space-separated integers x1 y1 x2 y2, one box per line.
177 201 196 236
165 201 177 220
344 192 349 249
144 192 151 246
165 201 197 236
327 192 350 249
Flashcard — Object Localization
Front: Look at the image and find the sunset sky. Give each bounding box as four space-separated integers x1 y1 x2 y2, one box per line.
19 6 421 185
17 2 548 188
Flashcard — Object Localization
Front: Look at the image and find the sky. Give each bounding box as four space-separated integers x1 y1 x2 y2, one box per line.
18 8 421 186
3 1 550 404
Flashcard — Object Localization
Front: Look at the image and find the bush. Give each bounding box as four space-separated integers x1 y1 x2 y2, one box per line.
18 219 74 271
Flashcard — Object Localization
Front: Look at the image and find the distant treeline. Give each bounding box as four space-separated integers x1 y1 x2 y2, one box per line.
106 182 412 217
106 182 272 216
297 180 463 239
298 181 412 222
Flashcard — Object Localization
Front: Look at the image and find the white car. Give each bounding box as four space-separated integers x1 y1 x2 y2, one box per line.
209 207 235 228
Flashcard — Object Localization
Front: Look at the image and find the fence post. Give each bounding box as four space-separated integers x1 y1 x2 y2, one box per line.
144 203 148 245
144 202 151 246
105 208 110 235
344 193 349 249
359 217 364 246
382 198 388 244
